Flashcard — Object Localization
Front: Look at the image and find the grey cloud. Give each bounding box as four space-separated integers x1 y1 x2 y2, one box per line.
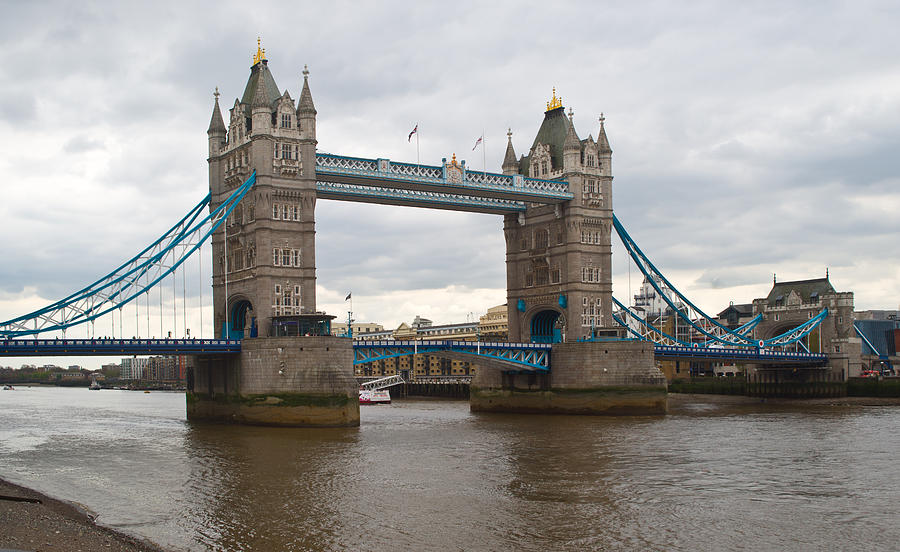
2 0 899 325
0 90 36 124
63 135 104 153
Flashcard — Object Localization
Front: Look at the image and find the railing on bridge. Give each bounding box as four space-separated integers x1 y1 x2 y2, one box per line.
315 153 573 213
654 345 828 365
0 338 241 356
358 374 406 391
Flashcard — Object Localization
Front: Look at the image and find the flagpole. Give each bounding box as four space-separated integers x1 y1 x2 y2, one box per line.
482 127 486 175
416 128 420 166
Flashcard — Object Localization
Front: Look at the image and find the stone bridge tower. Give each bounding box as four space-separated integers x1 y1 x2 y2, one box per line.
207 43 319 340
193 43 358 427
503 90 615 343
472 90 667 416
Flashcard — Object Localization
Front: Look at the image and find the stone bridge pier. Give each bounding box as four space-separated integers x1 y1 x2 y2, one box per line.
470 340 667 415
189 47 358 427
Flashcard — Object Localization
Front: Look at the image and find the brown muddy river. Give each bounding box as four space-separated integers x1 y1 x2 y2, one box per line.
1 387 899 551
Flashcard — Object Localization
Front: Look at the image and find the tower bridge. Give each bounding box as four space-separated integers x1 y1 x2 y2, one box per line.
1 43 852 425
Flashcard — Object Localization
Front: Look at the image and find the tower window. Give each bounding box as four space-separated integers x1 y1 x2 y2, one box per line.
281 114 292 128
273 249 280 266
273 204 280 220
282 143 292 160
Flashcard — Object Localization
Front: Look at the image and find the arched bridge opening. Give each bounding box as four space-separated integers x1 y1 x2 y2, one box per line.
227 299 256 340
530 309 562 344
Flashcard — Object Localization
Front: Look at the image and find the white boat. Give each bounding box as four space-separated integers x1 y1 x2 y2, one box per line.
2 385 13 390
89 380 101 390
359 389 391 405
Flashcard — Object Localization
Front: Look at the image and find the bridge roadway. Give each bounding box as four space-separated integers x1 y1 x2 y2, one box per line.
0 339 828 367
0 338 241 356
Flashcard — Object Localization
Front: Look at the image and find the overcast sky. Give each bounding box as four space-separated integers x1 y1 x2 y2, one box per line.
1 1 899 367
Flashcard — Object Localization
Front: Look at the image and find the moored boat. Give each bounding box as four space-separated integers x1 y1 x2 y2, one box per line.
359 389 391 405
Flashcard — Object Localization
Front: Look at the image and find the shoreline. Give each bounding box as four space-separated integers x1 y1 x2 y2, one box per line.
0 476 168 552
667 392 900 413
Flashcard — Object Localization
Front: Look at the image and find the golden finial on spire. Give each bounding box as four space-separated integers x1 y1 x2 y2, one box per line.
546 87 563 112
214 87 220 101
451 153 458 166
252 37 267 65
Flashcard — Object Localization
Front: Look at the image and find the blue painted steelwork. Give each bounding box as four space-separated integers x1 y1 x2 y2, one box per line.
352 340 551 371
0 172 257 338
315 152 573 210
654 345 828 365
0 338 240 356
612 214 826 348
612 297 761 347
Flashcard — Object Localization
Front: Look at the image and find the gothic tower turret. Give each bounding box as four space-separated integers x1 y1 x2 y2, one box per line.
207 88 226 157
502 129 518 176
297 65 317 143
562 108 581 172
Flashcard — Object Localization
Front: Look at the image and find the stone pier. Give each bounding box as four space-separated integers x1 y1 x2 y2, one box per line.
470 340 667 415
188 336 359 427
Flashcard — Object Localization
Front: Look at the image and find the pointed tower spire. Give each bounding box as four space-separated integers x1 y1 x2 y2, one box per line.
207 87 226 135
563 112 581 172
502 128 518 175
564 116 580 151
207 87 226 156
251 72 272 108
297 65 316 115
597 112 611 153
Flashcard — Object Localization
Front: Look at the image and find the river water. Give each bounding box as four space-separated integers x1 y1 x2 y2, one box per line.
1 387 899 551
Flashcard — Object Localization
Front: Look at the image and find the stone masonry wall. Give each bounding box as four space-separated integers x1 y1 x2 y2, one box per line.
550 340 666 388
471 340 667 415
238 336 357 395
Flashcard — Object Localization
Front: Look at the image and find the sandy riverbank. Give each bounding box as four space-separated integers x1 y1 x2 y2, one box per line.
0 477 167 552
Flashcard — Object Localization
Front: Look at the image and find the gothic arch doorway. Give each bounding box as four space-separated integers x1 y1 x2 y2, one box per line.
530 309 563 343
227 298 256 339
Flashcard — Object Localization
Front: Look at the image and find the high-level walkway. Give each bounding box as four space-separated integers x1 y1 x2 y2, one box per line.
315 153 573 214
